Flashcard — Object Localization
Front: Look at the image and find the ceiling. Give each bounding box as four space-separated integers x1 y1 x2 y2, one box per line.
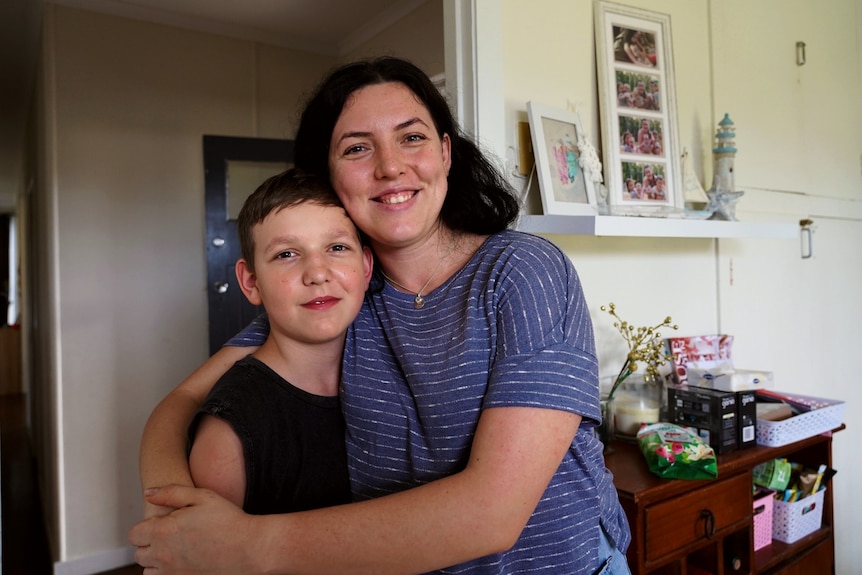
0 0 427 210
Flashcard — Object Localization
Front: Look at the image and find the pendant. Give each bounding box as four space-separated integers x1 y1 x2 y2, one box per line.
413 295 425 309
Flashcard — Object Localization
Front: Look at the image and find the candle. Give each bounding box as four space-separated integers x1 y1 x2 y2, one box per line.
614 398 660 436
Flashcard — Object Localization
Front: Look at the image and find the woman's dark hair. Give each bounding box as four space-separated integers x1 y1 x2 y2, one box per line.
294 56 521 235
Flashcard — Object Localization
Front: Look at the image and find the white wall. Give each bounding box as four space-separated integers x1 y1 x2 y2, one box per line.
345 0 444 74
489 1 862 574
34 3 446 571
37 4 339 570
30 0 861 572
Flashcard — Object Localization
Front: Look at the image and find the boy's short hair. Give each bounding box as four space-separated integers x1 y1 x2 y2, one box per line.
237 169 350 270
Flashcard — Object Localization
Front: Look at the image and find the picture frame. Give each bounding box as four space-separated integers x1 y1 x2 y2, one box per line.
526 102 598 216
595 1 682 215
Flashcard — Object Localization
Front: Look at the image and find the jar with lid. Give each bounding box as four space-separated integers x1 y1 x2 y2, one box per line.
612 373 663 441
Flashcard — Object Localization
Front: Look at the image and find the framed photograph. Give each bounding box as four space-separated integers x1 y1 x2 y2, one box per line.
595 1 681 215
526 101 598 216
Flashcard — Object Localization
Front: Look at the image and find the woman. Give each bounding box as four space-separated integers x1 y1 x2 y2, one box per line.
131 57 630 575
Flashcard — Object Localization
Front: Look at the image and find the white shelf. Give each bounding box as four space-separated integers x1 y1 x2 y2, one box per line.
516 214 798 239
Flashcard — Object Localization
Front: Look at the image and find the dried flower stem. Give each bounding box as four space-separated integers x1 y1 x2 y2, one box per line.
601 303 678 401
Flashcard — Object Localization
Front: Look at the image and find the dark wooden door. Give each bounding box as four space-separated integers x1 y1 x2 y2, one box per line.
204 135 293 354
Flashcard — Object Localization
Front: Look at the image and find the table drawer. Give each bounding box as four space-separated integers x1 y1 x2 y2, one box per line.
644 472 751 562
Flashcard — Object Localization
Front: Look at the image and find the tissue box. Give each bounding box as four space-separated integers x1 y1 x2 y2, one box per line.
665 335 734 385
687 368 774 392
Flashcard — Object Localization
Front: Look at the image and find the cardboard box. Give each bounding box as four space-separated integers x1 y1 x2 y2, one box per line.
736 389 757 450
668 385 738 454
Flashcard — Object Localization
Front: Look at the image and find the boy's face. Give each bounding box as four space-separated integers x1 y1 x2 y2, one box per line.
237 202 372 346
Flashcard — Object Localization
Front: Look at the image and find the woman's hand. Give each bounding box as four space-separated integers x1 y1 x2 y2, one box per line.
130 485 262 575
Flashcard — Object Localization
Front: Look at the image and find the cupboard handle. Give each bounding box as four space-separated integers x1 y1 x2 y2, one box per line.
700 509 716 539
800 219 813 259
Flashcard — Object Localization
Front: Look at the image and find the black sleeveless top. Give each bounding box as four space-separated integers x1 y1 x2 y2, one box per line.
189 355 352 514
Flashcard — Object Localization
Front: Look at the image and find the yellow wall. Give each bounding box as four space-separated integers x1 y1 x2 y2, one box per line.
493 2 861 574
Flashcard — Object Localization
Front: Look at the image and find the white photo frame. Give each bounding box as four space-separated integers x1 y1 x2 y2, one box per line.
526 102 598 216
595 1 682 215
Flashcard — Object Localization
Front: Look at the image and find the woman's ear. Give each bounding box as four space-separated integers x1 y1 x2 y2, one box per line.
441 133 452 176
235 258 263 306
361 246 374 287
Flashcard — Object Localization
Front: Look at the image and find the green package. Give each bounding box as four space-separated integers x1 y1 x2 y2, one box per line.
637 423 719 480
753 459 792 491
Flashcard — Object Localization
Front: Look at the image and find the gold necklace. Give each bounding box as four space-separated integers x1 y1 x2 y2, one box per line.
381 237 455 310
380 256 445 309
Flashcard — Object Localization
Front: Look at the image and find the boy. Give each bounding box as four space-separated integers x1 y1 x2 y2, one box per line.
187 169 372 514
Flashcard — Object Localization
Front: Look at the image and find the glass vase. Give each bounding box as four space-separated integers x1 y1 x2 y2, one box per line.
598 395 615 455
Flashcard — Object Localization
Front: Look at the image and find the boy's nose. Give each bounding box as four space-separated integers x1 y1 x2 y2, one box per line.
303 256 331 285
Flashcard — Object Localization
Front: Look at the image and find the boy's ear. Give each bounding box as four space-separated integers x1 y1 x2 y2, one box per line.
235 258 263 306
361 246 374 287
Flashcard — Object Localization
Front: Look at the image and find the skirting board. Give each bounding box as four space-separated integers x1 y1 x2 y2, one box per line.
54 546 136 575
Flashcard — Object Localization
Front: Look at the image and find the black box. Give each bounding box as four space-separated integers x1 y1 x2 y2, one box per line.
668 385 738 454
735 389 757 450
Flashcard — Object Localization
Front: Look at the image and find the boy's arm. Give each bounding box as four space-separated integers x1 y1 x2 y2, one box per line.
189 415 246 508
139 344 253 518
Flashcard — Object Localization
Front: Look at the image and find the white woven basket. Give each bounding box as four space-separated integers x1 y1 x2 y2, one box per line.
772 487 825 544
756 402 844 447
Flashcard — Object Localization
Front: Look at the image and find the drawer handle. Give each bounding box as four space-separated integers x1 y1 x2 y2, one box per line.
700 509 716 539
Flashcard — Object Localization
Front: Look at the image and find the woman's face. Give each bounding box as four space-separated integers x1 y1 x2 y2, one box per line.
328 82 451 251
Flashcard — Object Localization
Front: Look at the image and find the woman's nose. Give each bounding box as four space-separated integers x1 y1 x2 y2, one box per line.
374 144 404 179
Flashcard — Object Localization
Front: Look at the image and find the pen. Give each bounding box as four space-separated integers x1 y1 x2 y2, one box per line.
811 463 827 495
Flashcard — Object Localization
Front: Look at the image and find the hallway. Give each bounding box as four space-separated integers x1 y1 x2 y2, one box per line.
0 393 141 574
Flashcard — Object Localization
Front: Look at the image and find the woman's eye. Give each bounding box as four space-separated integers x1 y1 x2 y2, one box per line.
404 133 427 143
344 144 367 155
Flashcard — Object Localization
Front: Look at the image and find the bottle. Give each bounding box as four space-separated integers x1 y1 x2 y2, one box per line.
727 555 742 571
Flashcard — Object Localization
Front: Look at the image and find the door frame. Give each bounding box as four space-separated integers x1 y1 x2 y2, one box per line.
203 135 294 354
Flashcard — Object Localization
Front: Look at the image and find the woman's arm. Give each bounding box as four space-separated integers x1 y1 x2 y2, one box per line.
139 344 252 518
131 405 580 574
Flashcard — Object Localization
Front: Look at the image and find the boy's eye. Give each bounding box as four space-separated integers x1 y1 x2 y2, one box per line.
275 250 296 259
330 244 351 253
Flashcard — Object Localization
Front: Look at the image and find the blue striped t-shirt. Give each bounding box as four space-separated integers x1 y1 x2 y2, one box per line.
229 230 630 574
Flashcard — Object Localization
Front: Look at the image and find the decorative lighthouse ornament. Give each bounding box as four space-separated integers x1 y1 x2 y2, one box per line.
707 113 745 221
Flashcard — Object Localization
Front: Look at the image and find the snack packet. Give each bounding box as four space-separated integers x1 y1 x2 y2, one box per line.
637 423 718 480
